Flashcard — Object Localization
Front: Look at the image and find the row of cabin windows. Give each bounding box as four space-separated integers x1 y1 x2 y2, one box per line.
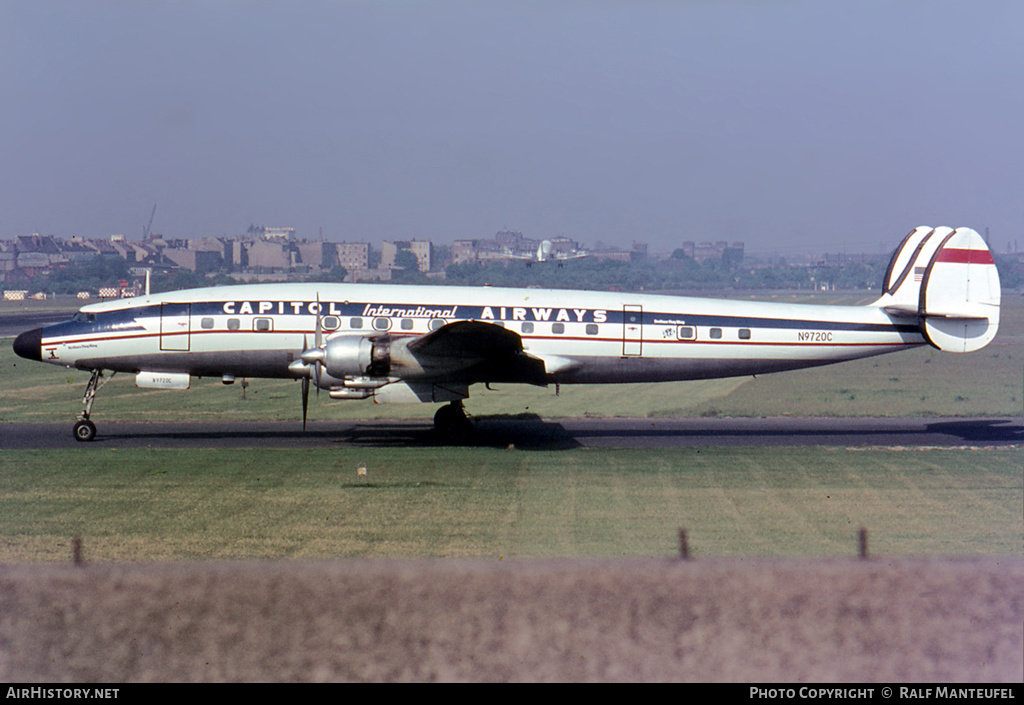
677 326 752 340
489 320 601 336
197 316 602 336
198 317 752 340
198 316 448 332
521 322 600 335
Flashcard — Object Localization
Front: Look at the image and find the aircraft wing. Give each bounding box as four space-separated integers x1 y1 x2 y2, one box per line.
405 320 548 384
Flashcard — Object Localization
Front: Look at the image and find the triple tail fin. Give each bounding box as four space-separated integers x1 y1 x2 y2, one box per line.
873 226 1000 353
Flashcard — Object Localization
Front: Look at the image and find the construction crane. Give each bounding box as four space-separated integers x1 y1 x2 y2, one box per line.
142 204 157 239
141 204 157 295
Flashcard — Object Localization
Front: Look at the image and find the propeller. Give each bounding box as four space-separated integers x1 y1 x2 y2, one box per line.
299 293 326 431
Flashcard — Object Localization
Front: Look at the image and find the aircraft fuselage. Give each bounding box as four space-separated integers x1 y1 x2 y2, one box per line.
15 282 925 385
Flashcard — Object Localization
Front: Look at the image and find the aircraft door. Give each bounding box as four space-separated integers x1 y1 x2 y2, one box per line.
622 304 643 356
159 303 191 351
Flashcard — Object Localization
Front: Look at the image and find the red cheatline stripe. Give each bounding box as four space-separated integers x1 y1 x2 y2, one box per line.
935 248 995 264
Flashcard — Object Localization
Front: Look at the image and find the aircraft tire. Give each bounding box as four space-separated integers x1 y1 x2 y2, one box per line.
433 405 455 433
447 416 474 445
73 419 97 443
433 404 474 445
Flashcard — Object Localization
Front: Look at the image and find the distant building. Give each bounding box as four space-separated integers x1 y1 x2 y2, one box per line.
251 226 295 240
335 242 369 271
591 249 632 262
677 240 745 263
382 239 432 272
295 240 328 271
246 239 292 271
452 239 477 265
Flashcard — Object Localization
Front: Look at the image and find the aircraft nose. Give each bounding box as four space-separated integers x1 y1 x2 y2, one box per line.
13 328 42 362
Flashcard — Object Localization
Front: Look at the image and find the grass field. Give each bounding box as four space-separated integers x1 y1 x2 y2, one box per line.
1 292 1020 564
0 446 1018 563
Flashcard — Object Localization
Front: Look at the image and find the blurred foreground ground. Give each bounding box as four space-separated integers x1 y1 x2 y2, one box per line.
1 557 1020 682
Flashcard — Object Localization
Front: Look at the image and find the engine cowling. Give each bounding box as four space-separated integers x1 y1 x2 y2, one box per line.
318 333 460 382
322 335 389 378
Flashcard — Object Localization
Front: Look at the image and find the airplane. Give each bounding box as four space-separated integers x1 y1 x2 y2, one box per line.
504 239 588 264
12 226 1000 443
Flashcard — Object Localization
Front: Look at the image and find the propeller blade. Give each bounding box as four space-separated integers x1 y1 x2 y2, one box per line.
301 376 309 431
314 293 323 397
315 292 323 347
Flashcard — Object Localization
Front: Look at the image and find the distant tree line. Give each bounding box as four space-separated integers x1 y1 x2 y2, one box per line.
442 253 892 293
10 249 1023 296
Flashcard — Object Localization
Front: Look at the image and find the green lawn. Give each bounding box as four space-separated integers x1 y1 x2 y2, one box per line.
0 447 1018 563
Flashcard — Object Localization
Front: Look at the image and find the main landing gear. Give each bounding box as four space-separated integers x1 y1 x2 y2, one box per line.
73 369 115 442
433 400 474 444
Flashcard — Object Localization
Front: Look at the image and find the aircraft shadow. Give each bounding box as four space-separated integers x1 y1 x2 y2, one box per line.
922 418 1024 444
334 416 1024 449
339 415 583 450
6 417 1019 450
554 417 1024 447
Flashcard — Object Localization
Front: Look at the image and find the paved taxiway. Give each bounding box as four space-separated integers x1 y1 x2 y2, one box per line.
1 416 1020 450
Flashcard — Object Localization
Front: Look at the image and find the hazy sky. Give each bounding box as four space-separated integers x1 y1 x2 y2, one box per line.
2 1 1022 255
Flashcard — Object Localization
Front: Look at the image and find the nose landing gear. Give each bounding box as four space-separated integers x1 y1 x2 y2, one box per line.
73 369 115 442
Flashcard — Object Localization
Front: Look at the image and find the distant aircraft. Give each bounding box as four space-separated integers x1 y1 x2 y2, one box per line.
505 239 588 263
13 226 1000 443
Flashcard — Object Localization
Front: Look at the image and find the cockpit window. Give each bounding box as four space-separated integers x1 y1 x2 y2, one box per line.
72 312 96 322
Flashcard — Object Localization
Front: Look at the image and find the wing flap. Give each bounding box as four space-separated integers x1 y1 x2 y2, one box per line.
407 320 523 358
405 320 548 384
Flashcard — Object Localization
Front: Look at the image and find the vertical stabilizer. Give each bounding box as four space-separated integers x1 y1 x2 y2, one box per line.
874 226 1000 352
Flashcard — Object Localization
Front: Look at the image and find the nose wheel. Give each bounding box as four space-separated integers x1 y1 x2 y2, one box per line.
73 419 97 442
73 369 114 442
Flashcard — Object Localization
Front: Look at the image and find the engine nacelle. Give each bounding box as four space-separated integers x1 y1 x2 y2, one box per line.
320 334 441 381
323 335 387 378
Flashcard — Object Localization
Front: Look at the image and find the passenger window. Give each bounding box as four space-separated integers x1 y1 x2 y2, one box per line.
200 318 214 330
227 318 241 331
321 316 340 331
350 317 363 329
429 318 446 331
677 326 695 340
254 318 273 332
709 328 723 339
586 324 598 335
522 322 534 334
401 318 414 330
372 317 391 331
739 328 752 340
552 322 565 334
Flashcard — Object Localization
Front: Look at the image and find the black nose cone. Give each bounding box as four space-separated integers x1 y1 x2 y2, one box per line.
13 328 42 361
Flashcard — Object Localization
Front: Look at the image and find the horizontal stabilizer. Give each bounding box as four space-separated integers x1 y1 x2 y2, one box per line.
882 304 991 320
873 226 1000 352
